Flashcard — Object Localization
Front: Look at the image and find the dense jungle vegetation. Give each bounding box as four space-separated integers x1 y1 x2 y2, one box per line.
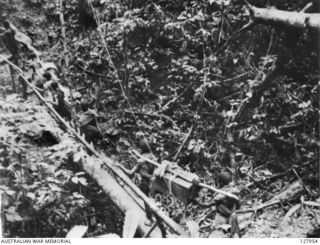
0 0 319 238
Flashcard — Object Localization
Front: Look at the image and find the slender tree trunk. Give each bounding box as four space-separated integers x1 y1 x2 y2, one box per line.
59 0 69 67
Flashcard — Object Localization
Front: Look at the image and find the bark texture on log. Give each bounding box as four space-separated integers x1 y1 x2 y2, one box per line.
249 5 320 30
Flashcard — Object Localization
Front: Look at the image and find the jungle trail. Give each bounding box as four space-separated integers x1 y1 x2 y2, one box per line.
0 1 319 238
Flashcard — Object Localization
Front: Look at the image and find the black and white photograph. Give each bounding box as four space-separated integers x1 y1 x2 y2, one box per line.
0 0 319 240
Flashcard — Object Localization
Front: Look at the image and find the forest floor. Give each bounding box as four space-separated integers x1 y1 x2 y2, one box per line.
1 91 319 238
0 0 319 238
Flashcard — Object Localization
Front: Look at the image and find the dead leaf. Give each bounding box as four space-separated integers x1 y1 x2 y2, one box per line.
185 220 200 237
78 177 88 186
97 233 120 238
218 224 231 232
122 210 140 238
279 204 301 229
66 225 88 238
73 151 84 163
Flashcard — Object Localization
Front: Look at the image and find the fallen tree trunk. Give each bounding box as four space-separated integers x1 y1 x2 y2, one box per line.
80 154 163 237
248 4 320 30
1 56 186 238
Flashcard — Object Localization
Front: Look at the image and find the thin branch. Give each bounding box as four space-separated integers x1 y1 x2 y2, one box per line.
266 27 275 55
157 83 192 114
300 2 313 13
214 20 255 56
76 64 109 79
173 126 193 161
236 200 281 214
223 72 249 83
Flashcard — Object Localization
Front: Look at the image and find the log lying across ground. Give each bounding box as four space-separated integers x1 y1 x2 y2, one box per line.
80 154 164 237
1 56 186 238
248 4 320 30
